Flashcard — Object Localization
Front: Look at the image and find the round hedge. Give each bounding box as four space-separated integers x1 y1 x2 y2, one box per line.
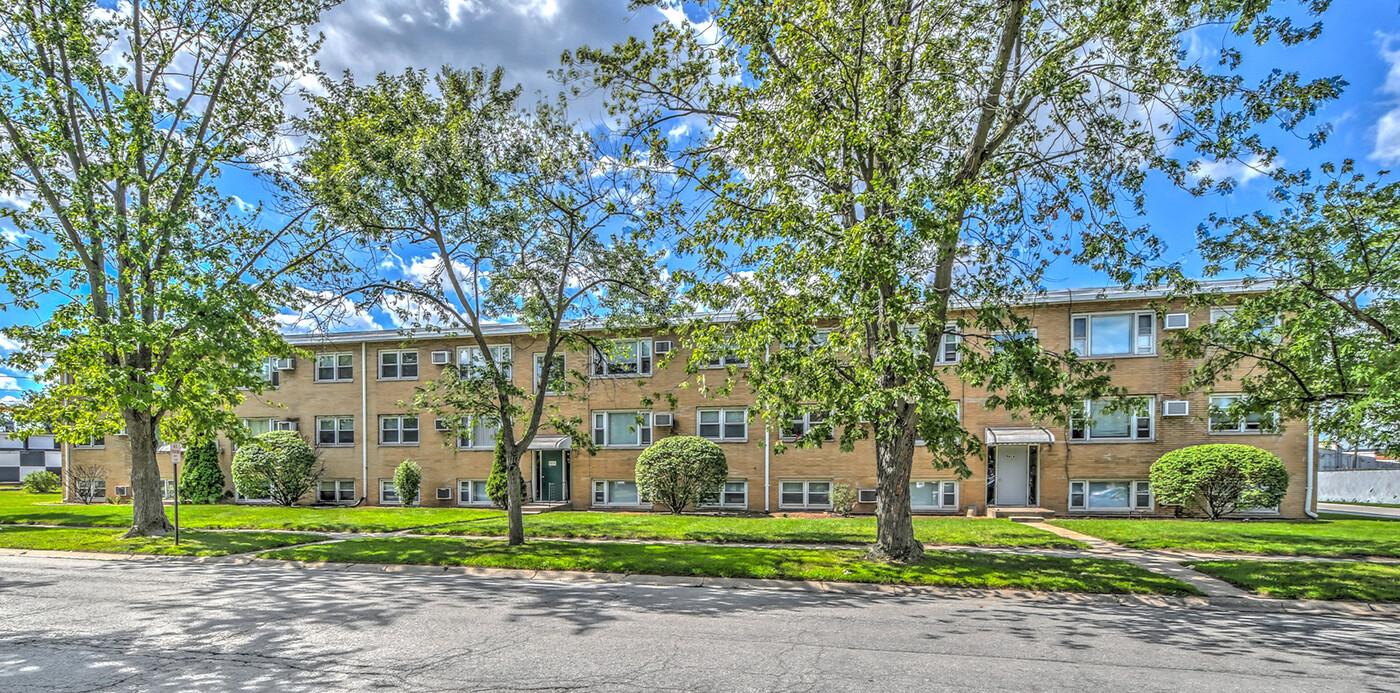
635 436 728 514
1150 444 1288 519
230 430 321 506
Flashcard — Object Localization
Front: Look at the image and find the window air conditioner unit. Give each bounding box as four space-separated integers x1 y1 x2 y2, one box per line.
858 488 878 504
433 418 451 432
653 412 674 427
435 487 452 501
272 357 296 370
653 340 673 355
431 350 452 365
1164 313 1189 330
273 420 298 432
114 486 131 497
1162 400 1190 417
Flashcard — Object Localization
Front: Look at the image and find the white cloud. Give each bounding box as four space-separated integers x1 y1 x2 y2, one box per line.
0 336 21 353
1189 154 1280 187
276 290 382 333
0 395 22 405
0 375 19 391
1372 33 1400 163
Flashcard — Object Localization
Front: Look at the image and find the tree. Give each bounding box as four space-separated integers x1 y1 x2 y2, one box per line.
568 0 1341 561
230 431 323 506
486 436 524 509
178 441 226 504
1150 444 1289 519
393 460 422 506
67 462 106 504
1166 162 1400 446
22 471 61 494
634 436 727 514
0 0 343 536
297 66 672 545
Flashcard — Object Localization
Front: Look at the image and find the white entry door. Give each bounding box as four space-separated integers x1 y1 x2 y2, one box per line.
995 445 1030 506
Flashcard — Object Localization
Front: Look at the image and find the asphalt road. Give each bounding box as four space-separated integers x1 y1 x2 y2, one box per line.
1319 502 1400 519
1 555 1397 692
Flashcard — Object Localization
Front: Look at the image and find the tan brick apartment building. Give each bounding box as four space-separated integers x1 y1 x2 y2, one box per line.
63 280 1319 518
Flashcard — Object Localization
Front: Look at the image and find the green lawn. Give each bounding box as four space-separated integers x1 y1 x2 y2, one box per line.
263 536 1195 595
0 491 501 533
1189 560 1400 602
0 525 326 556
413 512 1081 548
1051 517 1400 558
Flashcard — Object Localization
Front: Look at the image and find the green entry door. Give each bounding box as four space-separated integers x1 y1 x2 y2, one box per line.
539 451 567 501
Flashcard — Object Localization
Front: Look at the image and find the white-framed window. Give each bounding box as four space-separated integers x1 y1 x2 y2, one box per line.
915 402 962 446
533 352 565 394
592 479 645 506
1070 398 1154 442
1209 394 1270 433
1069 480 1153 512
1210 306 1281 333
160 479 175 500
458 479 491 506
318 479 355 503
457 417 499 450
316 417 354 446
780 411 834 441
903 323 961 364
240 417 276 437
591 411 652 447
76 478 106 502
1071 312 1156 357
379 415 419 446
910 481 959 510
379 479 417 505
697 408 747 442
75 436 105 449
779 480 831 509
459 345 513 382
700 480 748 508
704 345 747 369
591 339 652 377
315 353 354 382
379 349 419 380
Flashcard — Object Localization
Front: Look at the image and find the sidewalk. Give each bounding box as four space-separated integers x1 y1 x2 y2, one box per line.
1319 502 1400 519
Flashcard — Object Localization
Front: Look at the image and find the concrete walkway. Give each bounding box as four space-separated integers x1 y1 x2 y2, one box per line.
1032 523 1250 597
1319 502 1400 519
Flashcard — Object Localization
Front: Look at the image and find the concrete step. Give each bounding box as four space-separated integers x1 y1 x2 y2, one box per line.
1008 516 1047 523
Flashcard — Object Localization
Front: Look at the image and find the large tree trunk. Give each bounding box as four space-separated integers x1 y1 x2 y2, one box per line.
868 421 923 562
124 409 172 538
504 443 525 546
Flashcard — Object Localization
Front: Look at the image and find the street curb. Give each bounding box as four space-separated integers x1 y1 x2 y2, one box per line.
2 547 1396 619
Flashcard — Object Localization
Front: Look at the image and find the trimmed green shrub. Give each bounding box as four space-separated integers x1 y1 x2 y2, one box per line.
635 436 728 514
393 459 422 505
230 431 323 506
1150 444 1289 520
178 441 226 504
829 483 857 517
486 437 524 509
22 470 61 494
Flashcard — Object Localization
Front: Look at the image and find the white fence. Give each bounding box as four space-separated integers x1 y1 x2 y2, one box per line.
1318 470 1400 505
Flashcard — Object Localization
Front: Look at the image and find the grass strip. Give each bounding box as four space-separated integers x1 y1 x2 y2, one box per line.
1188 560 1400 602
1050 517 1400 558
264 536 1196 595
0 525 326 557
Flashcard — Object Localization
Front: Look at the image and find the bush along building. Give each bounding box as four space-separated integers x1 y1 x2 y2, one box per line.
63 280 1318 518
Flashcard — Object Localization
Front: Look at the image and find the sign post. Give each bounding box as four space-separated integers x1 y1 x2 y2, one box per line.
170 442 182 546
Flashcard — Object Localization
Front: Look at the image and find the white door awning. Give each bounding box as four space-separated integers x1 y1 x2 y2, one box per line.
984 427 1055 446
527 435 573 451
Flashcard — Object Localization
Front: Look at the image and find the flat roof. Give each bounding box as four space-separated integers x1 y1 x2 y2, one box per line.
285 278 1270 345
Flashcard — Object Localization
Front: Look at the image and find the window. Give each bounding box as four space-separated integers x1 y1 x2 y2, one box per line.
1210 306 1281 333
240 417 275 437
910 481 959 510
591 411 652 447
75 436 105 449
458 479 490 505
457 417 499 449
533 353 565 394
76 479 106 502
1071 312 1155 357
780 411 834 441
592 480 644 506
705 345 747 368
160 479 175 500
780 481 831 509
316 417 354 446
1069 480 1153 512
318 479 355 503
1070 398 1153 441
380 479 416 505
459 345 512 382
379 350 419 380
1209 394 1270 433
700 481 748 508
938 328 960 364
379 415 419 445
697 408 747 442
591 339 652 377
315 353 354 382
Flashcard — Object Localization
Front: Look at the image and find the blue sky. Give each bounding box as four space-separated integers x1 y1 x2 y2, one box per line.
1 0 1398 399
